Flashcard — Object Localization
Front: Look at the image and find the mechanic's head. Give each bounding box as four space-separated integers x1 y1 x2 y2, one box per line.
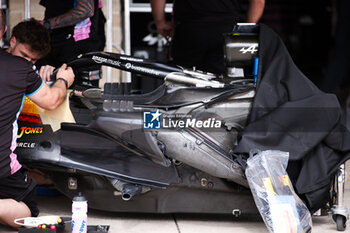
0 10 6 39
8 18 50 63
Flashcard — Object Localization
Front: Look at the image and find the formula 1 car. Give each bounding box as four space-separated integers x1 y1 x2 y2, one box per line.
15 24 349 231
16 23 259 215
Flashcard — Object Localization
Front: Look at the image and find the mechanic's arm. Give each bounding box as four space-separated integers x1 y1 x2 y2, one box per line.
246 0 265 23
47 0 95 30
29 64 74 110
150 0 173 38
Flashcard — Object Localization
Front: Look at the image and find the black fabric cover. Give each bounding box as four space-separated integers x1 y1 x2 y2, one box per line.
234 24 350 212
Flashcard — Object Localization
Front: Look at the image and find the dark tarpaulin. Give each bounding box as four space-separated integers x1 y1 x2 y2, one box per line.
234 24 350 212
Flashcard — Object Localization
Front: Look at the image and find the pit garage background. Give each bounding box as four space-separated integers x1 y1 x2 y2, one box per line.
0 0 341 97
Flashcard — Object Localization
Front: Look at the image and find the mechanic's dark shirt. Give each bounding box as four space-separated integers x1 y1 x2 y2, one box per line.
40 0 76 40
0 50 43 179
40 0 103 43
173 0 240 23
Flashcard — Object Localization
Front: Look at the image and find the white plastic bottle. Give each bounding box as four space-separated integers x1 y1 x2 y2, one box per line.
72 192 88 233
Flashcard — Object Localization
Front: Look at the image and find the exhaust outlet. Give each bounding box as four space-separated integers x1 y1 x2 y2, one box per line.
121 184 142 201
109 179 146 201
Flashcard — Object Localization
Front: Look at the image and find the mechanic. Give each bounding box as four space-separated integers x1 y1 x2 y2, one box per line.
38 0 106 83
0 17 75 228
150 0 265 75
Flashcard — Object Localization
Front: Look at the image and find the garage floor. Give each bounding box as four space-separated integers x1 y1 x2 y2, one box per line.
0 162 349 233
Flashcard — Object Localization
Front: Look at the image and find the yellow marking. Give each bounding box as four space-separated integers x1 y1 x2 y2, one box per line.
262 177 276 195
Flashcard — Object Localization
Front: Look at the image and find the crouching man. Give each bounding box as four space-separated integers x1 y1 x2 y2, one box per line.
0 14 74 228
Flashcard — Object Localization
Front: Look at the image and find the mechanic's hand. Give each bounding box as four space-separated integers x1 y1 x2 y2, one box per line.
40 65 55 82
56 64 75 88
155 20 173 40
